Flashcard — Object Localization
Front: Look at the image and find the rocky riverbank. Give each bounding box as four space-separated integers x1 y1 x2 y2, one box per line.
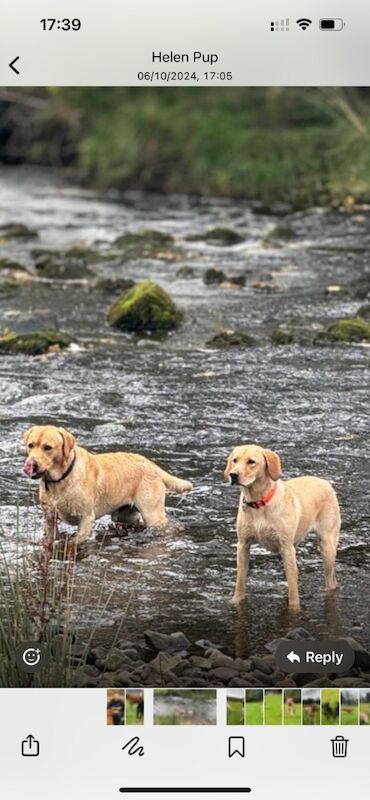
70 628 370 689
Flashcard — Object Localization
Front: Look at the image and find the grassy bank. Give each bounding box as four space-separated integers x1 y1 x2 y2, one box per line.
1 88 370 207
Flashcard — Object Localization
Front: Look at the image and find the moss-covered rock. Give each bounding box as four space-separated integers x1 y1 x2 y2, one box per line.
323 317 370 342
271 322 324 345
203 268 226 285
113 230 177 260
0 223 38 240
187 227 244 245
107 280 183 332
207 329 258 348
0 329 74 355
262 224 296 246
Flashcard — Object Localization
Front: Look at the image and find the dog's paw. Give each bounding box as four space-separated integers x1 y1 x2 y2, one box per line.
229 593 244 606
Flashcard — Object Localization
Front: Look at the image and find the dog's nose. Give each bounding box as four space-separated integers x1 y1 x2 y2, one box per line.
24 458 38 477
229 472 239 485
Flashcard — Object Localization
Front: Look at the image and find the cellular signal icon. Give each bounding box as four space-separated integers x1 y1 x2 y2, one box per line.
270 18 290 32
296 18 312 30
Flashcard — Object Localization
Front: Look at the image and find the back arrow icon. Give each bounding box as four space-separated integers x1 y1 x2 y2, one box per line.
287 650 301 664
9 57 20 75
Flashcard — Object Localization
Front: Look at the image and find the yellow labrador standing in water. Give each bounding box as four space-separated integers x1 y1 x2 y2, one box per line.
224 444 340 610
23 425 192 544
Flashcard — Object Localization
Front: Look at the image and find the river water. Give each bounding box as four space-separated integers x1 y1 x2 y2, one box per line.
0 166 369 658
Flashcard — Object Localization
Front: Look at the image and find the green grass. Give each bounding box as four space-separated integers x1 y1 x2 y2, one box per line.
0 507 142 688
321 689 340 726
245 700 264 725
264 692 282 725
227 699 244 726
5 88 370 208
126 703 144 725
340 706 358 725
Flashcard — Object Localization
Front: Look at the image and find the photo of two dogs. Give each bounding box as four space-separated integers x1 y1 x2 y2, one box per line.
23 425 340 612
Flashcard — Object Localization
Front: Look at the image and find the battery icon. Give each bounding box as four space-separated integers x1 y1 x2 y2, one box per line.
319 18 345 30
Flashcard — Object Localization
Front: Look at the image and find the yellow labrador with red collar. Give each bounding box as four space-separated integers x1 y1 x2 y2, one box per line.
224 444 340 610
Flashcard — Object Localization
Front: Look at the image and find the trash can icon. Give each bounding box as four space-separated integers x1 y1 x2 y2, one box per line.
331 735 348 758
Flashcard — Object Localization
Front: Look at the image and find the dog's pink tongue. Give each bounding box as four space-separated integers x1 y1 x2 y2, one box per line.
24 460 36 477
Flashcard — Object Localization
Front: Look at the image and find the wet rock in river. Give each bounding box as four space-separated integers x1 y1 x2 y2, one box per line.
262 224 296 246
0 262 33 291
209 667 240 681
357 303 370 321
150 652 183 674
176 265 195 279
0 257 29 273
325 284 350 298
206 329 258 348
64 244 108 263
107 280 183 332
306 677 335 688
0 223 38 239
203 268 226 285
322 317 370 343
193 639 222 653
251 280 279 292
340 638 370 670
189 656 212 670
0 329 74 355
70 625 368 689
32 247 95 279
99 648 137 672
250 656 274 674
285 627 314 640
94 276 134 294
271 322 324 345
144 630 190 653
221 274 246 288
187 227 244 245
113 230 177 260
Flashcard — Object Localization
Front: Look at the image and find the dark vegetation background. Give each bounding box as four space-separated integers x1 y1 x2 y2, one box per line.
1 87 370 207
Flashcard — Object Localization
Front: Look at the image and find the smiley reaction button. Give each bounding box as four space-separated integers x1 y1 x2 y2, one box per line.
16 641 46 673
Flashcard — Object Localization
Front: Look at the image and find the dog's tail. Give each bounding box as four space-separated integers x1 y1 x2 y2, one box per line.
159 469 193 494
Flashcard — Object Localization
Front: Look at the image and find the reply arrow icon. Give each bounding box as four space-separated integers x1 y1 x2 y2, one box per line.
287 650 301 664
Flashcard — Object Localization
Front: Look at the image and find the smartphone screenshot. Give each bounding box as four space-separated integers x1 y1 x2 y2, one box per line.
0 1 369 797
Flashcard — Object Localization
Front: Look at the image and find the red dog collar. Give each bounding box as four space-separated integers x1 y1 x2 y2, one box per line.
242 483 277 510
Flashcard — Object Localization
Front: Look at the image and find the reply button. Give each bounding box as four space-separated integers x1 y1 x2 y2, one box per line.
275 639 355 674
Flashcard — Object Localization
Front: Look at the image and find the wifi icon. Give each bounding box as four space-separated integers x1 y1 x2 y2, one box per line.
296 18 312 30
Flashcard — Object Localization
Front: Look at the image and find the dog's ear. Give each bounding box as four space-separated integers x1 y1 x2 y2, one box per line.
224 450 235 479
23 427 36 447
58 428 76 459
263 449 282 481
